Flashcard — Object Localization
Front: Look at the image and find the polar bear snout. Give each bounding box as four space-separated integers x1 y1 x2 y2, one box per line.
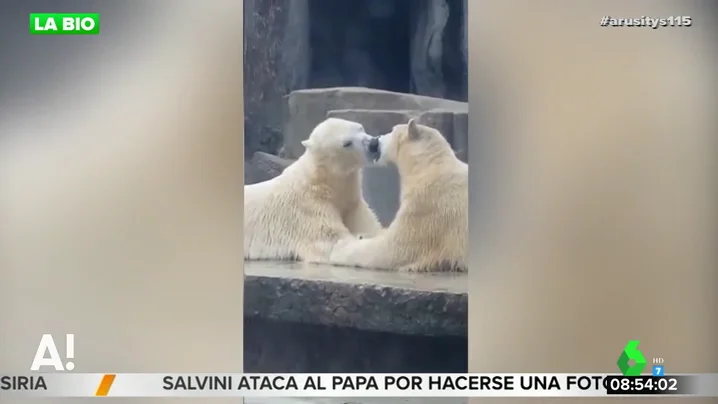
366 136 383 163
368 137 380 154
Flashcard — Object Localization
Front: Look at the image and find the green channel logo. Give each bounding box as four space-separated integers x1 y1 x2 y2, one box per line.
617 340 647 376
29 13 100 35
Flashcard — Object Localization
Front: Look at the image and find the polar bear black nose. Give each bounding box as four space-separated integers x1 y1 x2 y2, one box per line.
368 137 379 154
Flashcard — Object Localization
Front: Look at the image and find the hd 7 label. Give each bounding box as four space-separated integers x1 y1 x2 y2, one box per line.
29 13 100 35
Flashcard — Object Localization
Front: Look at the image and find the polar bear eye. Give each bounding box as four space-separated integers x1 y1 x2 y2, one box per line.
342 140 353 148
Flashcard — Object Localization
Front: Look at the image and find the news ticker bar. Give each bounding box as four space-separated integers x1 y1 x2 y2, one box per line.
1 373 717 398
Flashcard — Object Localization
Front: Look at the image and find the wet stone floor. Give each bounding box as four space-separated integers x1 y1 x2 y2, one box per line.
243 260 468 294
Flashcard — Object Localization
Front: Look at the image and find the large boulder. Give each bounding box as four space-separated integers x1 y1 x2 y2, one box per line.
244 151 295 185
284 87 467 159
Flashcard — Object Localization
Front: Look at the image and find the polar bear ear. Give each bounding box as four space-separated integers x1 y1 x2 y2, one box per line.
301 139 313 150
407 118 421 141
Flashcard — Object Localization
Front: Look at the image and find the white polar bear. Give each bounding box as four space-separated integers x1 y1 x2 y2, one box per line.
329 118 468 272
244 117 383 261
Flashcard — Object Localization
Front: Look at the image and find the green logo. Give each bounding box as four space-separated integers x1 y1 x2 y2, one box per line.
617 340 647 376
29 13 100 35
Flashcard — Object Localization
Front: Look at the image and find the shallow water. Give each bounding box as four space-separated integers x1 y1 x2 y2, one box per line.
244 260 468 294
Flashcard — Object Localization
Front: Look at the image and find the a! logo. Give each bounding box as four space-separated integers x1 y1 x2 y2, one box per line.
617 340 647 376
30 333 75 371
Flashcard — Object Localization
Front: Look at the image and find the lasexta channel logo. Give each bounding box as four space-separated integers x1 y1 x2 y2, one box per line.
616 340 647 376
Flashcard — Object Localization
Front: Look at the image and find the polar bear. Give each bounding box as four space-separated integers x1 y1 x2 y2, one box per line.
329 118 468 272
244 117 383 261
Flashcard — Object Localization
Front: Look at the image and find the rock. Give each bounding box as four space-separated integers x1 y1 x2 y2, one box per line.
244 317 468 374
461 0 468 70
327 109 418 136
281 0 311 91
244 260 468 337
244 151 295 185
244 0 310 158
411 0 450 98
415 109 456 145
244 161 259 185
244 260 468 374
284 87 467 158
243 1 468 157
453 110 469 162
410 0 467 101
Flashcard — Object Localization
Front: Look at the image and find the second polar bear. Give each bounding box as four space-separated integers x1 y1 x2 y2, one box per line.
244 118 382 262
329 119 468 272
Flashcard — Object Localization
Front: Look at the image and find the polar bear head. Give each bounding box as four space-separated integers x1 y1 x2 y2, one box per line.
369 118 455 169
301 118 375 174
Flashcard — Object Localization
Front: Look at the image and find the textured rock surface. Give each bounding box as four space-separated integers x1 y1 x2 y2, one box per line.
243 0 468 157
244 0 310 158
327 109 419 136
411 0 450 98
307 0 412 93
453 109 469 162
244 261 468 373
244 317 467 373
244 151 295 185
244 261 468 337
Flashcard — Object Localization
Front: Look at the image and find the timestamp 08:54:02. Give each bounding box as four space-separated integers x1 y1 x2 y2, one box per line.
604 375 687 395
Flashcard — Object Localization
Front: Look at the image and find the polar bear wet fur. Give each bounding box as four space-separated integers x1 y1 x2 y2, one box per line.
244 117 382 261
329 119 468 272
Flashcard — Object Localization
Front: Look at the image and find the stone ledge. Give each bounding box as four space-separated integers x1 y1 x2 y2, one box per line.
244 261 468 337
